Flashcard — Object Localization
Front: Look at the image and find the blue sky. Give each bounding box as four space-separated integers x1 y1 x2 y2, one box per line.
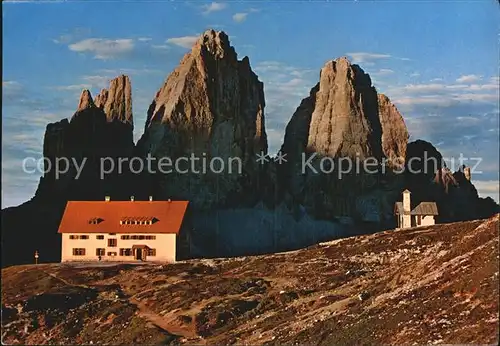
2 0 499 207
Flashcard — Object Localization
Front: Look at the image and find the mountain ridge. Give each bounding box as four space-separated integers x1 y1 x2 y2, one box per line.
1 29 498 267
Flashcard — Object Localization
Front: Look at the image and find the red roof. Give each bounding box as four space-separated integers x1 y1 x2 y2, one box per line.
58 200 189 234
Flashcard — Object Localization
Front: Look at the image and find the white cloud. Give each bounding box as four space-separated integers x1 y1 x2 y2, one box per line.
82 76 111 89
409 72 420 77
372 68 394 76
51 28 93 45
346 52 411 65
232 7 260 23
3 80 22 90
53 84 92 91
456 74 482 83
166 35 199 49
401 83 447 94
138 37 152 42
467 83 499 91
453 93 499 102
233 13 248 23
52 34 73 44
395 82 499 96
394 93 498 109
394 96 458 108
69 38 135 59
151 44 170 50
346 52 392 63
95 68 162 76
202 2 227 14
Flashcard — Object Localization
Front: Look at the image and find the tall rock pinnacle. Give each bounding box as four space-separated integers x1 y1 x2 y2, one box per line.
138 29 267 209
278 57 409 220
77 89 95 112
95 75 133 126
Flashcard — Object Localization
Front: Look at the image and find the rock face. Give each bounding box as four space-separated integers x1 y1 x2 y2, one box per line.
278 57 408 221
377 94 408 166
306 58 383 159
94 88 108 108
99 75 133 126
137 30 267 209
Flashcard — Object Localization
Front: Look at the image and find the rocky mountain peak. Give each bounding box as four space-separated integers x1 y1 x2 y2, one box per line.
137 30 266 209
306 57 381 158
194 29 236 60
77 89 95 112
102 75 133 126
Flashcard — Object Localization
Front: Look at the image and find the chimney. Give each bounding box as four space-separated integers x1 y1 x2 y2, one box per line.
105 196 110 202
149 196 153 201
130 196 134 202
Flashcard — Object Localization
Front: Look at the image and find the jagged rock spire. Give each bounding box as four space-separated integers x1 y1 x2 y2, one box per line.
102 75 133 126
77 89 95 112
137 29 267 209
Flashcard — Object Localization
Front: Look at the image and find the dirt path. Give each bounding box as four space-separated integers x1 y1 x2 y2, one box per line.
129 297 199 341
40 268 91 289
44 268 199 340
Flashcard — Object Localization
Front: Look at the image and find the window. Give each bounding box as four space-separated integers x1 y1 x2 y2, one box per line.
107 252 117 256
72 248 86 256
108 239 117 247
121 235 156 240
69 235 88 240
96 248 105 256
147 248 156 256
96 235 104 240
88 218 103 225
120 217 158 225
119 248 132 256
109 233 116 236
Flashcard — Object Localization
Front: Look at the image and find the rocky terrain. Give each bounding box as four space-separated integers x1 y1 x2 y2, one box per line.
1 29 498 267
2 215 498 345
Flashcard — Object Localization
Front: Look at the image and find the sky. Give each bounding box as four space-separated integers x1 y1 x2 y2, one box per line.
2 0 499 207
